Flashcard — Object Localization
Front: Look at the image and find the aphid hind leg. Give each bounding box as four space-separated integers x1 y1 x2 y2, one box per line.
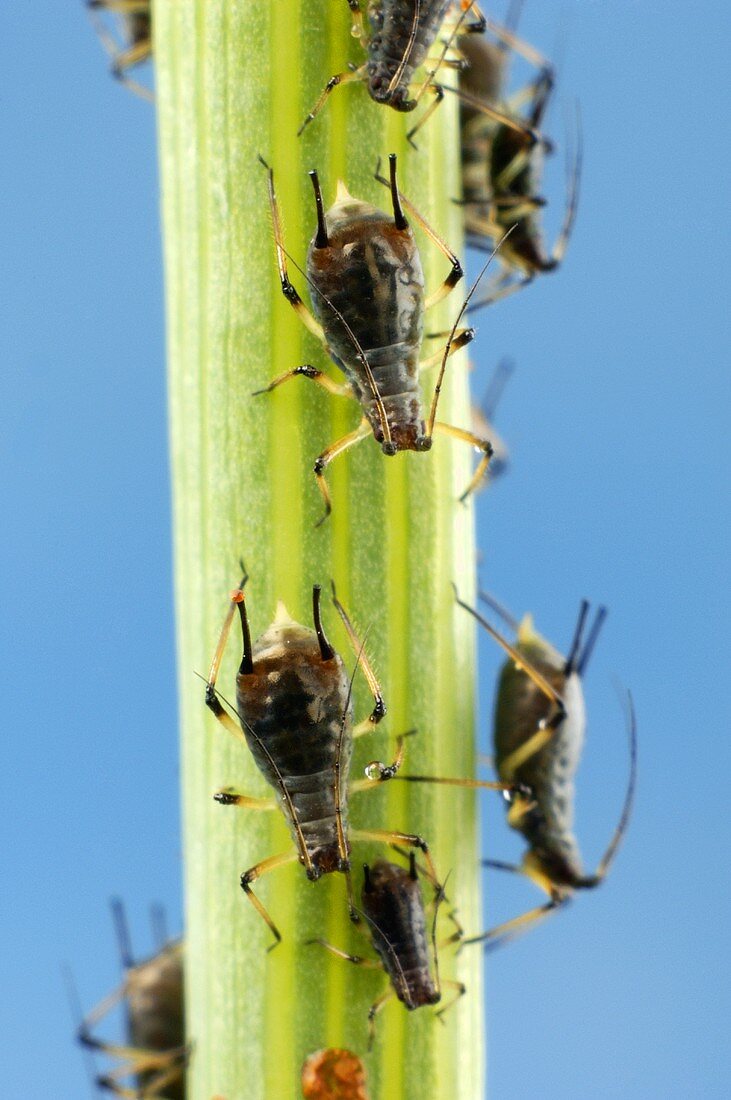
297 67 366 137
313 419 371 527
305 938 381 970
351 828 441 896
331 581 387 724
367 988 396 1049
418 327 474 370
432 421 494 501
460 896 564 951
239 850 299 950
253 364 351 399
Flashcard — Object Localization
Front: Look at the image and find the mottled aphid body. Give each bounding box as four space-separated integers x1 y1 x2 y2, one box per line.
362 858 440 1010
78 901 186 1099
300 2 485 138
456 16 580 296
456 595 636 947
206 578 435 945
88 1 153 99
307 181 427 453
260 156 497 521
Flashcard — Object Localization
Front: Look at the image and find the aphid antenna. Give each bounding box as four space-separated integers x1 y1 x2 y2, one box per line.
149 903 168 951
110 897 134 971
452 584 565 713
563 599 590 676
270 191 393 450
477 588 521 633
410 0 479 109
480 356 515 421
552 98 583 267
575 603 608 677
582 689 638 887
330 579 386 723
385 0 421 97
197 673 315 877
425 225 516 439
61 963 100 1100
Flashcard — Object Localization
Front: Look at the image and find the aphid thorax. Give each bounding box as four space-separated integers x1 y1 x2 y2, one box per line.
362 858 440 1010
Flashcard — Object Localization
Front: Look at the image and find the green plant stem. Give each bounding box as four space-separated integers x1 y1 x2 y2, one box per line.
155 2 484 1096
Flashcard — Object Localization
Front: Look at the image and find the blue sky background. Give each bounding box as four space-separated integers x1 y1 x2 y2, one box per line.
1 3 729 1097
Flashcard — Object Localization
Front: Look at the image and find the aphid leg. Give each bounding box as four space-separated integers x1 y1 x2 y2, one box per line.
239 850 299 950
433 421 494 501
392 770 515 795
213 788 276 811
205 582 250 747
367 989 395 1050
260 159 327 344
418 327 474 370
305 938 381 969
374 155 464 309
331 580 387 724
351 829 440 896
297 66 367 137
341 0 364 38
550 104 583 267
253 364 351 399
460 896 564 951
483 16 554 78
87 2 153 102
95 1048 187 1097
313 419 371 527
434 979 467 1021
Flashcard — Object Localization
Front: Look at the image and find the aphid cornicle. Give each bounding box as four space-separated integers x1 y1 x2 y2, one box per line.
88 0 153 101
258 155 499 523
300 2 487 140
455 593 637 946
77 900 186 1100
309 855 465 1047
456 10 580 304
204 576 439 947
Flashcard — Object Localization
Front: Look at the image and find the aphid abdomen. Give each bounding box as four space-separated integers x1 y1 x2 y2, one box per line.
126 12 151 48
363 861 439 1009
367 1 452 108
494 646 585 881
489 126 547 267
236 618 353 877
127 946 185 1100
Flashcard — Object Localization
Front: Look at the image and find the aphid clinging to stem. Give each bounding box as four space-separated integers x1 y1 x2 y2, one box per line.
258 155 500 523
77 900 186 1100
456 593 637 947
88 0 153 101
204 575 439 947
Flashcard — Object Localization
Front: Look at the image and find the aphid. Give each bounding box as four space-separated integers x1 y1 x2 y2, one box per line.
204 575 439 947
257 155 500 524
301 1047 369 1100
456 8 581 302
77 899 186 1100
88 0 153 101
309 855 464 1046
299 2 487 140
470 356 514 483
456 592 637 946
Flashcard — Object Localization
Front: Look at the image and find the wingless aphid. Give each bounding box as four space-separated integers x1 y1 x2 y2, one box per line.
88 0 153 101
309 854 465 1047
456 7 581 305
299 2 489 141
77 899 186 1100
258 155 502 524
204 576 440 947
454 593 637 946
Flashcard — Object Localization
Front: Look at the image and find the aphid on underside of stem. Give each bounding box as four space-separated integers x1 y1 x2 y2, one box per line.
300 2 489 142
87 0 153 101
258 154 503 524
204 574 440 948
309 854 465 1048
77 899 187 1100
456 592 637 947
456 6 581 305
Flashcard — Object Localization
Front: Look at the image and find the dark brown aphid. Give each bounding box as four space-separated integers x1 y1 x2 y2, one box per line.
456 593 637 947
205 576 438 947
309 855 465 1046
300 2 488 141
301 1047 369 1100
88 0 153 100
78 900 186 1100
456 9 580 303
258 155 500 523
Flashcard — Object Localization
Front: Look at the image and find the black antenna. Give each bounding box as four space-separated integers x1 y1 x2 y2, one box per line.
564 600 590 674
576 605 608 677
110 898 133 971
